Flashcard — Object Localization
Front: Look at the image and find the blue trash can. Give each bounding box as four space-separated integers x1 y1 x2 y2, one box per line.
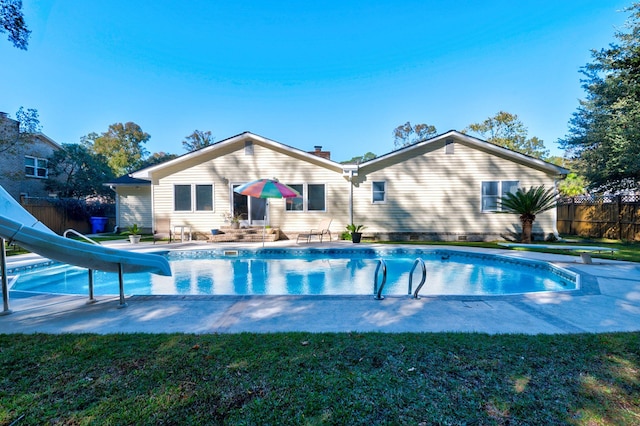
90 217 108 234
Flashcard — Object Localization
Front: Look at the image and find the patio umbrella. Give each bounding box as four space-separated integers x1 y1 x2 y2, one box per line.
233 179 300 246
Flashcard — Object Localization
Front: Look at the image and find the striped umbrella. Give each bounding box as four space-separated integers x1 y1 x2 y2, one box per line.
233 179 300 199
233 179 300 246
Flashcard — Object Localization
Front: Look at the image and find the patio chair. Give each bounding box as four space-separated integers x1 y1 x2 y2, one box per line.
296 218 333 243
153 218 172 244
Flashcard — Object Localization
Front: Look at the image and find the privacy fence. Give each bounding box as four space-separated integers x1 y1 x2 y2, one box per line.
20 197 115 235
557 194 640 241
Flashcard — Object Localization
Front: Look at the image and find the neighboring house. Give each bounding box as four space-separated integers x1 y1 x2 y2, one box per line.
0 112 62 201
107 130 568 241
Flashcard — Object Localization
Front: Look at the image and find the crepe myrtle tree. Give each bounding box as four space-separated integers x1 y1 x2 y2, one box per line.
498 185 558 244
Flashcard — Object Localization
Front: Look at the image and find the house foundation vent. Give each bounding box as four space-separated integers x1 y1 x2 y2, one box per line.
457 235 468 241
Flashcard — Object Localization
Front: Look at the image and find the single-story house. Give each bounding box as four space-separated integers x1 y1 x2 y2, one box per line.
107 130 568 242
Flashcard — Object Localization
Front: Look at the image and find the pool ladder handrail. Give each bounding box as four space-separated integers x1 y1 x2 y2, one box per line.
63 228 101 246
374 259 387 300
408 258 427 299
62 229 103 306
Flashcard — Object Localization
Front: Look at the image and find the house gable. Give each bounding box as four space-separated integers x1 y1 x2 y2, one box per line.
356 131 568 176
132 132 344 182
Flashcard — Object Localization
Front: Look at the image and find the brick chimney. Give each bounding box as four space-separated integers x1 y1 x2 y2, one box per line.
0 112 19 140
309 145 331 160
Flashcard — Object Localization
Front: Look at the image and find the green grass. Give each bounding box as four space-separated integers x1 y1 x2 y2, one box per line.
1 332 639 425
493 238 640 263
2 239 640 423
506 241 640 263
378 239 640 263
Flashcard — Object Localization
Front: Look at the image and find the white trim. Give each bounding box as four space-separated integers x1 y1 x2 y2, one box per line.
34 133 63 150
24 155 48 179
173 183 214 213
481 180 519 212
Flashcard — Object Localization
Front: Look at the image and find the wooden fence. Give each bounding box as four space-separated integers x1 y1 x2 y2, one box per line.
20 197 115 235
557 195 640 241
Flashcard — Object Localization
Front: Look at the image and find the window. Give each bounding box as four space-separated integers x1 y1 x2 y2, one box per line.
195 184 213 211
285 184 304 211
372 181 386 203
174 185 191 211
308 184 326 211
482 180 519 212
174 184 214 212
285 183 326 212
25 156 48 178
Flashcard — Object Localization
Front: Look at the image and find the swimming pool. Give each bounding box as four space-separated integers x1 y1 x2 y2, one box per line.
10 248 578 297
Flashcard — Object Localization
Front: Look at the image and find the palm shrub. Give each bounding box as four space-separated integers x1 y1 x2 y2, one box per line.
499 185 558 243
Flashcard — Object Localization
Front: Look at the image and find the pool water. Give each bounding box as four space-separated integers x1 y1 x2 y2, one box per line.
10 249 578 297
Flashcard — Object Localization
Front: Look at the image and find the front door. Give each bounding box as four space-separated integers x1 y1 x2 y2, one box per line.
232 184 267 225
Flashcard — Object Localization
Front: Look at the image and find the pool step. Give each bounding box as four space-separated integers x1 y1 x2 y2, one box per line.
208 227 280 243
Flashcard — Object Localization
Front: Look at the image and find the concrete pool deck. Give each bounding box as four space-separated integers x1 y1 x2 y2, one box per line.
2 240 640 335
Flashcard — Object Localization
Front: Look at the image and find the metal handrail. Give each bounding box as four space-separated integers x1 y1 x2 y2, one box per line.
374 259 387 300
408 258 427 299
62 229 101 304
63 229 101 245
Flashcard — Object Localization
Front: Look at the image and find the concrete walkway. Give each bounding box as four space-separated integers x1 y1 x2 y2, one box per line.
2 240 640 334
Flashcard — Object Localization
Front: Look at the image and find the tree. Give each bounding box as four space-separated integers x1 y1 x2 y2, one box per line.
340 152 376 164
393 122 437 148
560 4 640 193
138 151 178 169
87 122 150 176
558 173 588 197
545 156 588 196
499 185 558 244
15 106 42 133
45 143 115 199
0 0 30 49
182 130 214 152
464 111 549 159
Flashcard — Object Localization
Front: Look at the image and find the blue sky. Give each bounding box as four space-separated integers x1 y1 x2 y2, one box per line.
0 0 631 162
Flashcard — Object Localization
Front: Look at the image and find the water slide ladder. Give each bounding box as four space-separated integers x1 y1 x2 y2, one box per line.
374 258 427 300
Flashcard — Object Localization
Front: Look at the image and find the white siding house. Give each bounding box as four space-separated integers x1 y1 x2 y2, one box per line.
352 132 565 241
108 131 568 242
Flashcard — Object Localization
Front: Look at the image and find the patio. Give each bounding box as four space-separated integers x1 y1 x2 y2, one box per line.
2 240 640 334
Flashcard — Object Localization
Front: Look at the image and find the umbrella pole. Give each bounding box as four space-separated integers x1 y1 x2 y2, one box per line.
262 199 268 247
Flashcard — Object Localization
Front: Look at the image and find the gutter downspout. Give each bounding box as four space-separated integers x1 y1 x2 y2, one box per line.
108 185 120 233
343 164 358 226
349 170 354 225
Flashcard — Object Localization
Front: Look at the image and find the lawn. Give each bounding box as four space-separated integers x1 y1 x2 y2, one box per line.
381 239 640 263
1 332 639 425
2 238 640 424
